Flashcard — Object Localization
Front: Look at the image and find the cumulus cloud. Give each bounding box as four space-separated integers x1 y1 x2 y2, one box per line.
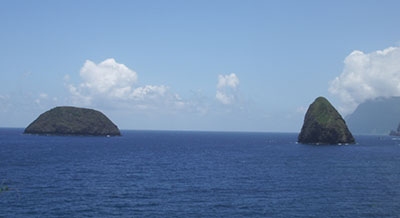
68 58 181 110
78 58 137 98
329 46 400 114
216 73 240 104
217 73 239 89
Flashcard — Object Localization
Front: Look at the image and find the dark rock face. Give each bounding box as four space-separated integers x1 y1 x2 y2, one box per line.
298 97 355 144
389 122 400 136
24 106 121 136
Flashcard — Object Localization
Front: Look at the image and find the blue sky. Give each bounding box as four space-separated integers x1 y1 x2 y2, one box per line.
1 0 400 132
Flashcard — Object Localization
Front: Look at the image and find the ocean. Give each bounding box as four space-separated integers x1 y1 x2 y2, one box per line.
0 128 399 217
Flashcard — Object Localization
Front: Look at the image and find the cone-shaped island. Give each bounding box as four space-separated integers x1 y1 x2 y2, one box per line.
24 106 121 136
298 97 355 145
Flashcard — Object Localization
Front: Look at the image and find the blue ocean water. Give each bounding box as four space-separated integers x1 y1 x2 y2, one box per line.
0 128 399 217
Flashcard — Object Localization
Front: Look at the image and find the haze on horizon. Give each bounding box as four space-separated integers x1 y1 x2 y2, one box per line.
1 1 400 132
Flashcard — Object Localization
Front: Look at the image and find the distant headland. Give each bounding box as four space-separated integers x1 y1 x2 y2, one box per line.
24 106 121 136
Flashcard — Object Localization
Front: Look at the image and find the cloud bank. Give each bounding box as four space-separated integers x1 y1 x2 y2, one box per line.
329 46 400 114
68 58 181 110
65 59 249 131
216 73 240 104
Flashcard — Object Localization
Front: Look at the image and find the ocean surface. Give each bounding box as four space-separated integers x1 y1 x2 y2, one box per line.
0 128 399 217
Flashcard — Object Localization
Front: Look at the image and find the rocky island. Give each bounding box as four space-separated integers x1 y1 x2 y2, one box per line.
24 106 121 136
298 97 355 145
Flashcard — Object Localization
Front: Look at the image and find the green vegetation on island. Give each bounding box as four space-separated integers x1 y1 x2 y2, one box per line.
298 97 355 145
24 106 121 136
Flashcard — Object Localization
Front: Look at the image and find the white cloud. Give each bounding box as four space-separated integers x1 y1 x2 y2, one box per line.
216 73 240 104
216 90 234 105
131 85 168 100
35 93 48 105
217 73 240 89
68 58 182 110
329 46 400 115
79 58 138 98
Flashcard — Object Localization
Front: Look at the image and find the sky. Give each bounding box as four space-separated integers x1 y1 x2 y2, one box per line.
1 0 400 132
